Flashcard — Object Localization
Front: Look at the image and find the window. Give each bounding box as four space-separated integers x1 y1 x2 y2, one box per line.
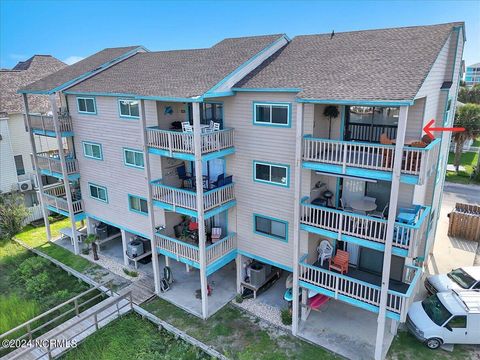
128 195 148 215
89 183 108 202
77 97 96 114
253 161 289 187
187 102 224 127
253 102 290 126
123 149 144 169
446 316 467 329
118 99 140 118
83 142 103 160
254 214 288 242
14 155 25 176
346 106 399 142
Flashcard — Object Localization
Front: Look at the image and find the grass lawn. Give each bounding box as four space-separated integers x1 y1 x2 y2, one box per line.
446 151 479 184
0 237 99 355
142 298 339 360
14 218 100 273
388 331 477 360
61 313 210 360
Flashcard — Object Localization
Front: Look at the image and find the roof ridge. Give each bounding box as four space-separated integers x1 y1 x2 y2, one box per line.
292 21 464 39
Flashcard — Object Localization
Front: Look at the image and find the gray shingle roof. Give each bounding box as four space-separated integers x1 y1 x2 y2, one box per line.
20 46 142 93
66 35 284 98
0 55 66 115
236 22 464 102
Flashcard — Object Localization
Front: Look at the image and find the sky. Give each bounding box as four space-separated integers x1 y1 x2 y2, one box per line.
0 0 479 69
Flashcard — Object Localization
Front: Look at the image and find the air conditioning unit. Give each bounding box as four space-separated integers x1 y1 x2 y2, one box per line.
18 179 32 192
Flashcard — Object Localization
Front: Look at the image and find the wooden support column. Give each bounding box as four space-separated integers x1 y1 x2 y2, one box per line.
236 254 242 293
50 94 78 254
121 229 129 266
192 101 208 319
22 94 51 241
139 100 161 294
374 106 408 360
292 102 304 335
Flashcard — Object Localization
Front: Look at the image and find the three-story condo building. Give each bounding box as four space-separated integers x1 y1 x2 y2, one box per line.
20 22 464 360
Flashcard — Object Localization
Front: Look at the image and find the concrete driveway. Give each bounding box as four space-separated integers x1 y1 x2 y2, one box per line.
426 183 479 276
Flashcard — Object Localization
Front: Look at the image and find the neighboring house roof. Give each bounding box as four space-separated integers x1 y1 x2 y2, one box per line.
65 35 285 99
20 46 143 94
467 63 480 68
235 22 464 102
0 55 66 115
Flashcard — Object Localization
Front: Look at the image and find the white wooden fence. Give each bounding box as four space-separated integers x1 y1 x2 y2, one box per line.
36 150 78 175
28 113 73 133
22 204 44 225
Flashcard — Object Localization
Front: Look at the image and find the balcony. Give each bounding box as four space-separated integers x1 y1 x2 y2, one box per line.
43 183 84 220
298 254 421 321
302 136 440 185
28 113 73 137
146 127 235 160
36 150 79 180
151 180 236 216
300 199 430 257
155 232 237 274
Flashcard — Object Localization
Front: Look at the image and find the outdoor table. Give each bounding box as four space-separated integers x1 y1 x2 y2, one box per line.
350 198 377 212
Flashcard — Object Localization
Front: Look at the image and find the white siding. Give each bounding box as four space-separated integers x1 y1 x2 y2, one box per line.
223 92 297 268
0 118 18 192
68 96 163 237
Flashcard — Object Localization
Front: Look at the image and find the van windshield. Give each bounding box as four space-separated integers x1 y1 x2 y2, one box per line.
422 295 452 326
448 268 476 289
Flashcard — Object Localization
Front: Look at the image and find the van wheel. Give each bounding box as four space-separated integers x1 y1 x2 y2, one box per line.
425 338 442 349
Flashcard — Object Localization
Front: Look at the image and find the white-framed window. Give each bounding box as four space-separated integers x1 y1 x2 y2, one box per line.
253 161 289 187
254 214 288 242
118 99 140 118
128 195 148 215
89 183 108 202
123 148 144 169
83 142 103 160
253 102 291 126
77 97 96 114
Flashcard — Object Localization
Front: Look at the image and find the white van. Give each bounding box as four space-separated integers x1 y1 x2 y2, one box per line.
407 290 480 349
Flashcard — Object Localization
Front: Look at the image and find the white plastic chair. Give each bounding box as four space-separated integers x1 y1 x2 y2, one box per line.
370 202 389 219
340 198 353 212
211 122 220 131
317 240 333 266
211 227 222 243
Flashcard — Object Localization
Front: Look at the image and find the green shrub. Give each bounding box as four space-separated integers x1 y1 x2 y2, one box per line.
123 268 139 277
14 256 50 280
281 308 292 325
235 294 243 303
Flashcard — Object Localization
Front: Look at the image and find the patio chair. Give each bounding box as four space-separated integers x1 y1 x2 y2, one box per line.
211 174 225 188
317 240 333 266
340 198 353 212
176 164 192 188
370 202 389 219
223 175 233 185
209 121 220 131
211 227 222 244
364 196 376 204
329 250 349 274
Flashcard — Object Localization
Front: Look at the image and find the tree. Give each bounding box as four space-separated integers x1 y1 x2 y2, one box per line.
84 234 99 260
452 103 480 171
0 192 29 239
323 105 339 139
458 84 480 104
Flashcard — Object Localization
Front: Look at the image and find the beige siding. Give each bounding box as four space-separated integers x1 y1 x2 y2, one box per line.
223 92 297 268
68 95 163 237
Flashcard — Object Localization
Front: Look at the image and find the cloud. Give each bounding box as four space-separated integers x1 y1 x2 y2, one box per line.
63 56 84 65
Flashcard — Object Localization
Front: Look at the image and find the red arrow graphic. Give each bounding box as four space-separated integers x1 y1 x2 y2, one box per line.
423 119 465 140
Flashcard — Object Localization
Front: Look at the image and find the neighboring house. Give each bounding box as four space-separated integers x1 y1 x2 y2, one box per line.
0 55 65 222
464 62 480 87
19 22 464 360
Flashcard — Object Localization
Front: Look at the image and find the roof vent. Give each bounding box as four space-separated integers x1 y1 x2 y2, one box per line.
330 30 335 39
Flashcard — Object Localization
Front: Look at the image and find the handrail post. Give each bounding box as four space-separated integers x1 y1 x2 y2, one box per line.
167 131 172 156
26 323 32 341
130 292 134 310
94 313 99 330
342 143 348 173
74 298 79 316
47 341 52 360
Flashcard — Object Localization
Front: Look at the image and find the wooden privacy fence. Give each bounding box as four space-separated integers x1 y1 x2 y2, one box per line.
448 203 480 241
